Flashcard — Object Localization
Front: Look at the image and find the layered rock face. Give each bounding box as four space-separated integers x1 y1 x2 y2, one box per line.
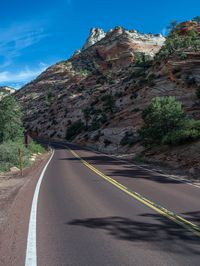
15 24 200 170
16 26 165 144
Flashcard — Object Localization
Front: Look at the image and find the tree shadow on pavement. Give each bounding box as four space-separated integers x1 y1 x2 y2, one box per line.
67 214 200 255
61 153 181 184
181 211 200 226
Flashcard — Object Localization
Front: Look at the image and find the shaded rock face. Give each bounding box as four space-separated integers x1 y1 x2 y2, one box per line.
16 26 165 144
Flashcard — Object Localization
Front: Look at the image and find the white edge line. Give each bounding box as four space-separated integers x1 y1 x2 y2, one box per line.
25 149 55 266
82 145 200 189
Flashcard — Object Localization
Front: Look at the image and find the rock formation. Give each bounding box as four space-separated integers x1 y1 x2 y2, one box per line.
82 28 106 50
15 22 200 171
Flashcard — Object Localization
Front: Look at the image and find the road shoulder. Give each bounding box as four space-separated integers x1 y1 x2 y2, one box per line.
0 151 52 266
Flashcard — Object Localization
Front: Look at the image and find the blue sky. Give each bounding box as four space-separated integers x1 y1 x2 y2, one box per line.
0 0 199 89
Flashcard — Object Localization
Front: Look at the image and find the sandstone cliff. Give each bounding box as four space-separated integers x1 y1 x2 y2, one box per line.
15 23 200 172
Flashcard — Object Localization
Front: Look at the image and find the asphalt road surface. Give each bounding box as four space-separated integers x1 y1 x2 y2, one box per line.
2 142 200 265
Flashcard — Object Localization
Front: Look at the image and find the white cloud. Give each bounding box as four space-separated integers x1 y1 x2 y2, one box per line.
0 63 48 87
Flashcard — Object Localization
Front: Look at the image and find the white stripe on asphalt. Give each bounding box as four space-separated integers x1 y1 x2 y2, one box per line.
25 150 55 266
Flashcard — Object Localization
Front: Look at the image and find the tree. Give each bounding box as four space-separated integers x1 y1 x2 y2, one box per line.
66 120 85 141
193 16 200 24
0 95 24 143
167 20 178 31
140 96 185 146
134 52 152 67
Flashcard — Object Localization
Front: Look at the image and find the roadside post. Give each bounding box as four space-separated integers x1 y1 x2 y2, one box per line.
18 148 23 177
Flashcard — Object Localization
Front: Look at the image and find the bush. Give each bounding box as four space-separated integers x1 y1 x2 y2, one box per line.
0 140 45 172
162 129 200 145
0 141 30 172
66 120 85 141
140 96 185 146
185 119 200 130
134 52 152 67
29 141 45 153
156 28 200 60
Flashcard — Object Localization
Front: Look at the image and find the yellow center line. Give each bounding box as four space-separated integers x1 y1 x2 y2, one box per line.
68 147 200 237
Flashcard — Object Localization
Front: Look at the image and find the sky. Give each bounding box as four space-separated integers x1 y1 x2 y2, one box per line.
0 0 200 89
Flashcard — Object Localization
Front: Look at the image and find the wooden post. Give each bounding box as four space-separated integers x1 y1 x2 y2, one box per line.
18 148 23 177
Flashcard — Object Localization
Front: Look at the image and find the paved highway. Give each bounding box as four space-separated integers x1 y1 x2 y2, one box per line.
1 142 200 265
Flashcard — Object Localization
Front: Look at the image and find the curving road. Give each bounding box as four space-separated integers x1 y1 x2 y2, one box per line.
36 142 200 265
1 142 200 265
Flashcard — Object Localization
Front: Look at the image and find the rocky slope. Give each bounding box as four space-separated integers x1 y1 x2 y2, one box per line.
15 23 200 173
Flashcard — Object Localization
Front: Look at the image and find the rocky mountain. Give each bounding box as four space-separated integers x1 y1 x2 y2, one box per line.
0 86 15 100
82 28 106 50
15 22 200 172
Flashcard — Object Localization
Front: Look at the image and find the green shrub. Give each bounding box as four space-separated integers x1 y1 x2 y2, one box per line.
180 52 187 60
134 52 152 67
79 69 91 78
140 96 185 146
0 140 45 172
162 129 200 145
0 141 30 172
66 120 85 141
29 141 45 153
156 28 200 60
184 119 200 130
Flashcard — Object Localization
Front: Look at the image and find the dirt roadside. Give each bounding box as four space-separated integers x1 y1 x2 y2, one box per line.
0 151 52 266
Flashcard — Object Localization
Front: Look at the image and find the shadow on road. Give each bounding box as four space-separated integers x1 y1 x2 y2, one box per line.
68 214 200 255
181 211 200 225
60 153 181 184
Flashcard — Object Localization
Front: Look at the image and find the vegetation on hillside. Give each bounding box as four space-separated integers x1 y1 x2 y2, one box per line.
140 96 200 146
66 120 85 141
0 95 24 143
156 18 200 60
0 95 45 172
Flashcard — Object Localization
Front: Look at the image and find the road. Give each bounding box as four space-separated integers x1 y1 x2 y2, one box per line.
2 142 200 265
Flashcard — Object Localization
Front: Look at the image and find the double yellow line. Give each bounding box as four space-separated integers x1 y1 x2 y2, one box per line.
68 147 200 237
